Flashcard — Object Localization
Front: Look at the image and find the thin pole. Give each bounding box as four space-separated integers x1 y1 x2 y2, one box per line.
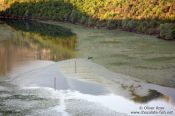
75 59 77 73
54 77 56 90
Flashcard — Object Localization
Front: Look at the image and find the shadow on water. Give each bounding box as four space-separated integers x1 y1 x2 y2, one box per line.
3 20 76 37
0 20 78 75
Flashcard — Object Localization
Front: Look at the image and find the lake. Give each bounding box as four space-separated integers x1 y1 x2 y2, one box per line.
0 20 175 116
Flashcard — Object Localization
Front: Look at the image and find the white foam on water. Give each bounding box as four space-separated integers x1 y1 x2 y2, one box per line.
20 87 69 116
22 87 175 116
5 59 175 116
63 91 175 116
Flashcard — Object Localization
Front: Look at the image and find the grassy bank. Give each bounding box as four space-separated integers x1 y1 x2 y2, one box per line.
0 0 175 40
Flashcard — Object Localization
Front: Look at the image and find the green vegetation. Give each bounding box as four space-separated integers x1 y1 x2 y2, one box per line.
0 0 175 39
160 23 175 40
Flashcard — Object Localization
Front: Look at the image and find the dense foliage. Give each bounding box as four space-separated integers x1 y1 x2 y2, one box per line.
160 23 175 40
0 0 175 39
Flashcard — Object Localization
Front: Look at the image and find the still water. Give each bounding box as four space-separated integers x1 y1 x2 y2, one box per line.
0 20 77 75
0 20 175 116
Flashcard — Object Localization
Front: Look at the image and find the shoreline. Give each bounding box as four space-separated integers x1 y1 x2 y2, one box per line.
7 58 175 105
40 20 175 88
0 18 164 40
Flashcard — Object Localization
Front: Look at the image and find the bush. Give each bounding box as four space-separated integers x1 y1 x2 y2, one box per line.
160 23 175 40
87 18 96 27
70 9 79 23
64 13 69 21
107 20 117 29
122 19 136 31
80 15 87 24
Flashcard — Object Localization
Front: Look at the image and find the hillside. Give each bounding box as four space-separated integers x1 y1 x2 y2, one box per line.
0 0 175 39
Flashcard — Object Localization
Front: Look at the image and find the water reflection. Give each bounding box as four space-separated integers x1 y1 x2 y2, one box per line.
0 20 175 116
120 83 166 103
0 20 78 75
4 20 75 37
132 90 164 103
56 58 175 109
